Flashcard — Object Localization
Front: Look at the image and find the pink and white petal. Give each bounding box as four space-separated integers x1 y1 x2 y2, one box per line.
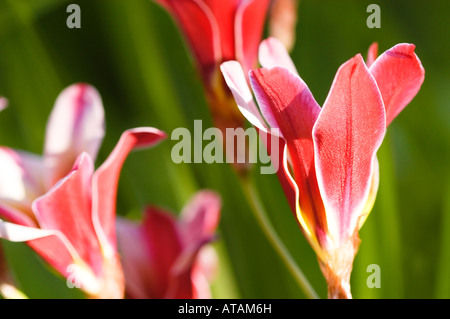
91 128 166 256
261 130 323 255
0 98 7 112
44 84 105 187
258 37 298 74
366 42 378 68
0 221 79 282
166 247 215 299
194 245 218 283
313 54 386 243
155 0 221 83
369 43 425 126
180 190 221 247
235 0 270 73
220 61 268 132
0 147 44 205
0 219 101 294
33 152 104 277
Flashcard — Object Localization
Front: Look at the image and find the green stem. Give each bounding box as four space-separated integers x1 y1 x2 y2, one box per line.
239 174 319 299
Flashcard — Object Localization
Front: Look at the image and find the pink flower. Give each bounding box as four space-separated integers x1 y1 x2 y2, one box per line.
116 191 221 299
221 38 424 298
156 0 269 86
0 84 166 298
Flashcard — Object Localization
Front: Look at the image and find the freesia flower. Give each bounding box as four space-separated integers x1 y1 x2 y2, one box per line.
116 191 221 299
221 38 424 298
0 84 167 298
155 0 270 169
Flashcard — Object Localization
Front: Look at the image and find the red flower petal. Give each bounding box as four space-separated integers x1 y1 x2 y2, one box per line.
0 203 36 227
156 0 221 82
369 43 425 126
258 37 298 74
117 207 182 299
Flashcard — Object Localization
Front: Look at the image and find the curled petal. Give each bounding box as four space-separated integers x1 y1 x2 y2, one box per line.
92 128 166 256
369 43 425 126
313 54 386 243
44 84 105 187
258 37 298 74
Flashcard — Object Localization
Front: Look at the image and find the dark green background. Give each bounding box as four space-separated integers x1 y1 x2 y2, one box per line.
0 0 449 298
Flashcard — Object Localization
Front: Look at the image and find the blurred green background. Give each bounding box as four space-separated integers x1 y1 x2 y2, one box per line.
0 0 449 299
